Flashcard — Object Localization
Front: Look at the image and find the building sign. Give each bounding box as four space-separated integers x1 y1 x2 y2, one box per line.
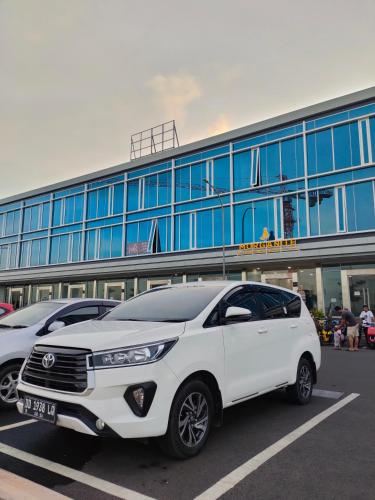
127 241 149 256
237 238 298 256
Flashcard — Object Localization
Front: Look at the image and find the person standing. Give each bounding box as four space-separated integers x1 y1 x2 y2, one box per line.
334 306 359 352
360 305 375 346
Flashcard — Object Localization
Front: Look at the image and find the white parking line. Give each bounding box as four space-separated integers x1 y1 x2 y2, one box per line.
195 393 360 500
0 419 36 432
0 442 155 500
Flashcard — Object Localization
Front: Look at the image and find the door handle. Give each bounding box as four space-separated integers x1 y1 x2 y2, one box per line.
290 324 298 329
257 328 268 334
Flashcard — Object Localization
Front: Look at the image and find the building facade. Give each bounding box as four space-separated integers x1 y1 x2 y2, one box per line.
1 87 375 315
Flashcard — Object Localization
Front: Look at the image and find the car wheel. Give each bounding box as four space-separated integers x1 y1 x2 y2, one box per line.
0 363 21 409
159 380 213 459
287 358 313 405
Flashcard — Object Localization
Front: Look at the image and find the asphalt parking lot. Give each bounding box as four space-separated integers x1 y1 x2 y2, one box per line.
0 347 374 500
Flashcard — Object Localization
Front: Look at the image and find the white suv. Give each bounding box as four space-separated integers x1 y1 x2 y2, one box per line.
17 282 320 458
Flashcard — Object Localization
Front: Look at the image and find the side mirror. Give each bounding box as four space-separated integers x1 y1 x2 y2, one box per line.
48 320 66 333
224 306 252 323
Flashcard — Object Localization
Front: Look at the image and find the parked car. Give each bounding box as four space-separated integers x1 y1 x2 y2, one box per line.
0 299 119 409
0 303 14 319
16 282 321 458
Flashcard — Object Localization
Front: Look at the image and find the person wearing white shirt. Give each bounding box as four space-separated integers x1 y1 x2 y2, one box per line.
360 305 375 346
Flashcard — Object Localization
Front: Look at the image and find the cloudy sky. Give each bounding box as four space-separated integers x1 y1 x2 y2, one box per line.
1 0 375 199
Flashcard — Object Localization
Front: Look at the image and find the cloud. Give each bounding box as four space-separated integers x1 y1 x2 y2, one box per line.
206 114 232 136
148 72 202 123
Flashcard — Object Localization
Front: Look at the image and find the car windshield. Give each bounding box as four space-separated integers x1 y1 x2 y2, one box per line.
102 286 225 322
0 301 64 328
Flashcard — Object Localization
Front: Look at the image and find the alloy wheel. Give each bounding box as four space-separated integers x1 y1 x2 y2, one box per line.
178 392 209 448
0 370 19 404
298 365 312 400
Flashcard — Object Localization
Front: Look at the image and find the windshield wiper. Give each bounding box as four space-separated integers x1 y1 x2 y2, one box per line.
0 324 11 329
10 325 28 329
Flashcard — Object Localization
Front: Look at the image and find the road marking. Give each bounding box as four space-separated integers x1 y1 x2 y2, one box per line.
313 389 344 399
0 443 155 500
195 393 360 500
0 420 36 432
0 468 71 499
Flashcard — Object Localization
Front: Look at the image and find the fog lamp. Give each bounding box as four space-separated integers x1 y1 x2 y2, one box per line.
133 388 145 410
124 382 157 417
96 418 106 431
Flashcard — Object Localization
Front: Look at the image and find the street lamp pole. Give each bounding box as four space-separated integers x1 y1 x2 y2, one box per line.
204 179 226 280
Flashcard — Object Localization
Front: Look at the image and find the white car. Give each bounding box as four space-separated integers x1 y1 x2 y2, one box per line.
17 282 320 458
0 299 119 408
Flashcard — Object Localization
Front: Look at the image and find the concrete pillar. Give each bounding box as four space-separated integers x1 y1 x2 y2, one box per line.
341 269 351 309
241 270 247 281
316 267 324 312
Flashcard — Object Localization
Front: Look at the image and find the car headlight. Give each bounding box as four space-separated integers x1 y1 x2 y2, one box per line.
92 339 178 368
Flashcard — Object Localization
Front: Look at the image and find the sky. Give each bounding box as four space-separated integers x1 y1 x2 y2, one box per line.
1 0 375 199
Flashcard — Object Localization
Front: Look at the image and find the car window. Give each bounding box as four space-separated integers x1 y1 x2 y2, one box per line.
204 286 261 328
0 307 7 316
102 286 225 322
58 306 100 326
257 288 301 319
103 305 116 313
0 302 63 328
225 289 261 320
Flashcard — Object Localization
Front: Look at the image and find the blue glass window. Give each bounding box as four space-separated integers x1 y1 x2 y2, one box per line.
71 232 82 262
370 117 375 161
214 156 230 193
213 207 231 246
233 151 250 190
127 180 139 211
97 188 109 218
113 184 124 214
85 230 96 260
52 200 62 226
175 167 190 202
234 199 275 244
87 191 98 219
197 210 212 248
260 143 280 184
191 163 205 199
158 172 171 206
333 122 360 169
307 129 333 175
281 136 304 180
346 181 375 232
64 196 75 225
144 175 158 209
309 189 336 235
111 225 123 257
4 210 20 236
20 241 30 267
174 214 190 250
99 227 111 259
41 203 50 228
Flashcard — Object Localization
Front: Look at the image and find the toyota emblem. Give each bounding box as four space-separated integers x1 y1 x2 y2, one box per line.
42 353 56 369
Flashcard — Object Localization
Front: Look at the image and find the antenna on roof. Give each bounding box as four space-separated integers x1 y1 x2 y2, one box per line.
130 120 179 161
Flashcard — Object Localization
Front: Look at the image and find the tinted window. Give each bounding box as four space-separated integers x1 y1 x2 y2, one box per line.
0 307 7 316
103 286 225 322
225 288 260 320
257 288 301 319
59 306 100 326
0 302 63 328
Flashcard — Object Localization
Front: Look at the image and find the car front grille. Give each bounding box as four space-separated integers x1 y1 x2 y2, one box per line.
22 345 91 393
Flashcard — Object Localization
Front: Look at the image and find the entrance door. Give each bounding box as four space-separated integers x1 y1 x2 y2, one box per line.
147 279 171 290
37 286 52 302
68 284 85 299
104 282 124 301
349 275 375 316
9 288 24 309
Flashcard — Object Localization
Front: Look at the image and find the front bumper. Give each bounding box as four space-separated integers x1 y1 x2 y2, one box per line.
17 359 180 439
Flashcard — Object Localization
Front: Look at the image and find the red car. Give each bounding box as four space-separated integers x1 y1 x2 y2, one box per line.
0 303 14 319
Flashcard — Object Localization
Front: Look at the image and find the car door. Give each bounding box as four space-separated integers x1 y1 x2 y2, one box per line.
255 286 301 386
221 286 271 404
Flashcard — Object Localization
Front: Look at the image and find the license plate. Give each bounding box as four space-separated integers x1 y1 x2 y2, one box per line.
23 395 57 424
